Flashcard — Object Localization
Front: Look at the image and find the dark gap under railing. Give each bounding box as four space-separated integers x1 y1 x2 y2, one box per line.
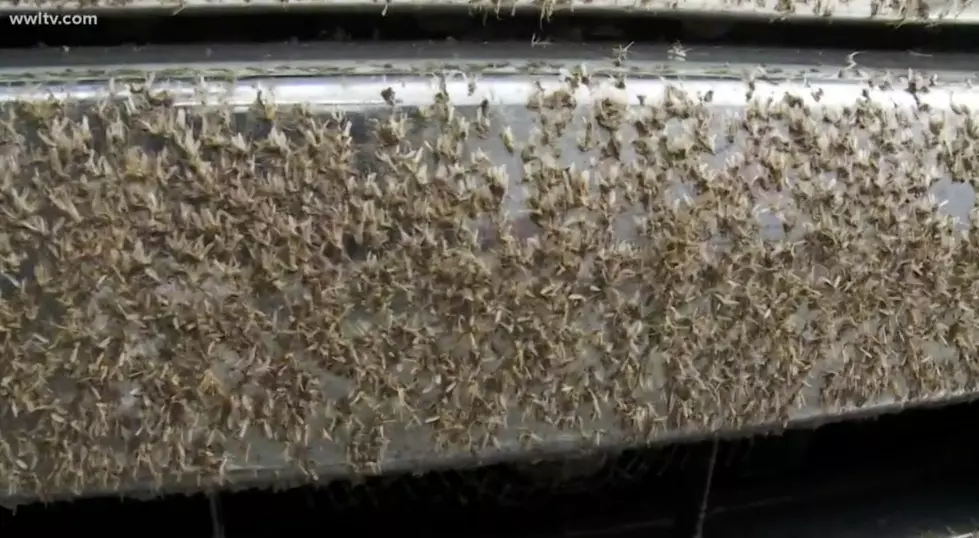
3 399 978 538
1 9 978 52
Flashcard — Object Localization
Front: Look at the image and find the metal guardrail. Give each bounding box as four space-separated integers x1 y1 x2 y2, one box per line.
0 42 978 506
0 0 977 24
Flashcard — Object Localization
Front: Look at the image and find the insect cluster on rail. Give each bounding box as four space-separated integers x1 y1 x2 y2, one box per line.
0 62 977 504
0 0 945 21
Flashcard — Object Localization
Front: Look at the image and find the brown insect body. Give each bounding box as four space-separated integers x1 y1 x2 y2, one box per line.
0 58 977 504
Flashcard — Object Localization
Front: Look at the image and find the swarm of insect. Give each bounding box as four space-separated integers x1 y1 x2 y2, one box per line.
0 62 977 505
0 0 954 20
